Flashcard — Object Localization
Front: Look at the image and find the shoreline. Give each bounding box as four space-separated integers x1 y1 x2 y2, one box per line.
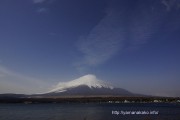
0 96 179 104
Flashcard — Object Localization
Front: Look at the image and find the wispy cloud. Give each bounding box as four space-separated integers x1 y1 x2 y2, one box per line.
76 2 161 72
161 0 180 11
37 7 48 13
33 0 47 4
0 65 51 94
77 12 123 66
33 0 55 4
32 0 54 13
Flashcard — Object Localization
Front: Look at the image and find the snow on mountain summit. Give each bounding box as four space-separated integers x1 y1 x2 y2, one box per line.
48 74 114 93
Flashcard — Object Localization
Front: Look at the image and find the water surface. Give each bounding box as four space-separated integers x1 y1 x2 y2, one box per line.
0 103 179 120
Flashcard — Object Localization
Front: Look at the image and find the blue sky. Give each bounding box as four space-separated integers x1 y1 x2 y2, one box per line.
0 0 180 96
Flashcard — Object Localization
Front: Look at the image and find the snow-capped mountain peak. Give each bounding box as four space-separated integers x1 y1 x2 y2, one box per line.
48 74 114 93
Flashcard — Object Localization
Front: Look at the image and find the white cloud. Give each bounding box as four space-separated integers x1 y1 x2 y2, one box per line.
0 65 51 94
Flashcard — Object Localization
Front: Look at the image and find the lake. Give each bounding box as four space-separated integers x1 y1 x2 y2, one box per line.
0 103 179 120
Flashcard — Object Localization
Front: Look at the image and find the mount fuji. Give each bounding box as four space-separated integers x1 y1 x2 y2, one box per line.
43 74 134 96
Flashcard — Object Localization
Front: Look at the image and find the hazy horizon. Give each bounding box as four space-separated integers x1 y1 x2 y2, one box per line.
0 0 180 97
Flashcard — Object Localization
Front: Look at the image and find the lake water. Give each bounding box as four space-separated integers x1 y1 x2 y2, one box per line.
0 103 179 120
